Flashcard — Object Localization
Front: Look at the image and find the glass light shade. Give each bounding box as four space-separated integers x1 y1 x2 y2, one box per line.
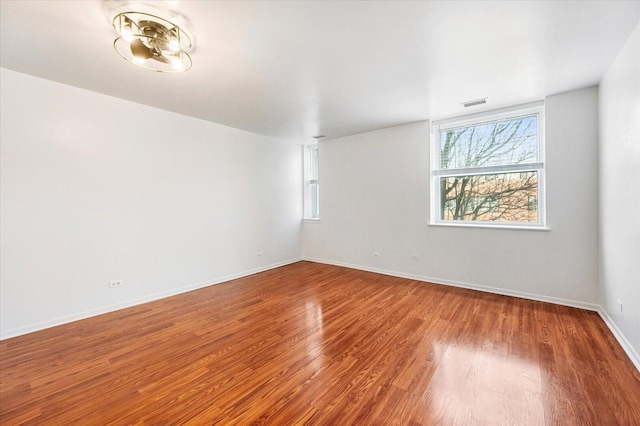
113 12 192 73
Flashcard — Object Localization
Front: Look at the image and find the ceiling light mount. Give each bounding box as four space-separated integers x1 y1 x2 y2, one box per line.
113 11 192 73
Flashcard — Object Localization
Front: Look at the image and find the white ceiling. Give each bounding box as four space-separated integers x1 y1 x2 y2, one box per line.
2 0 639 142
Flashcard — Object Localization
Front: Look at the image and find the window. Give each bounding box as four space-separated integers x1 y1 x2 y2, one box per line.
431 103 545 227
303 144 319 219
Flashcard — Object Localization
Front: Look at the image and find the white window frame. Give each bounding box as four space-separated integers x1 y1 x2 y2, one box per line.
303 144 320 220
430 101 546 229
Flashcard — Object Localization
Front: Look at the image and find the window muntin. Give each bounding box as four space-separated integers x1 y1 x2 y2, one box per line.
432 104 545 227
303 144 319 220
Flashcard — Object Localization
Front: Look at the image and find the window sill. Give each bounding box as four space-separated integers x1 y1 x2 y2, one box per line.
428 221 549 231
302 218 321 224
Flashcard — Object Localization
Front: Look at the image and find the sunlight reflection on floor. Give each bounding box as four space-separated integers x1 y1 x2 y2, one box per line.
425 343 545 424
305 301 324 371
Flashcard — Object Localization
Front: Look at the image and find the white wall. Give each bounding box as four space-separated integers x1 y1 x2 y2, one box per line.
303 87 600 307
599 23 640 360
0 68 302 339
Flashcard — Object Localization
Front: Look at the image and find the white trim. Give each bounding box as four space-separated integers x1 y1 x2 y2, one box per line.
303 256 639 373
4 256 638 373
0 257 303 341
433 162 544 177
302 218 321 224
303 257 598 310
433 100 545 128
430 103 546 228
427 222 550 231
597 308 640 372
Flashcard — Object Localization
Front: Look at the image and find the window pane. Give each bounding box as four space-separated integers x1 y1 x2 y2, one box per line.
311 183 319 219
309 146 319 180
304 144 320 219
440 172 538 222
440 115 538 169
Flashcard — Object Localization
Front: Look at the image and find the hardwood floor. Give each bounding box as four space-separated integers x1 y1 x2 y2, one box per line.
1 261 639 425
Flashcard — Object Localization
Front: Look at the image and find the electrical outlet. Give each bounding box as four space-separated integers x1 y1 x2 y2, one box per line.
109 280 122 288
617 299 623 312
256 252 263 258
372 252 380 258
411 255 420 261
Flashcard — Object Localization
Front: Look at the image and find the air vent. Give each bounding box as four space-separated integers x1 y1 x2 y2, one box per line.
312 135 326 139
462 98 487 108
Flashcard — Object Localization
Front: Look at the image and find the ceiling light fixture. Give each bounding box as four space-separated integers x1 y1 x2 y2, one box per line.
112 11 192 73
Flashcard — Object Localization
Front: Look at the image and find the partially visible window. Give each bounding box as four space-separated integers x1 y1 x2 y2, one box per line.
431 103 545 227
303 144 319 219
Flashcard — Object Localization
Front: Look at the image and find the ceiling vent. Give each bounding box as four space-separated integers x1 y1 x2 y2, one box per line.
462 98 487 108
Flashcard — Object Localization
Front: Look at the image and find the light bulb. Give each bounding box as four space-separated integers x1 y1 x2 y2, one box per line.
169 39 180 52
170 56 183 70
122 28 135 42
120 16 136 41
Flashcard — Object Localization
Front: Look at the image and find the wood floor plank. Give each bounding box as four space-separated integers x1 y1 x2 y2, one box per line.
1 261 639 425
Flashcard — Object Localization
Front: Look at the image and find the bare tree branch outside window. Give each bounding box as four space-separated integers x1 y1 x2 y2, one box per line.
437 114 540 223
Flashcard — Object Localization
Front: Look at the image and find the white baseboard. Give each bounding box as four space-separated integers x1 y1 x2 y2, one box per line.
0 257 302 341
303 257 600 311
303 256 639 373
4 256 638 374
597 308 640 372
